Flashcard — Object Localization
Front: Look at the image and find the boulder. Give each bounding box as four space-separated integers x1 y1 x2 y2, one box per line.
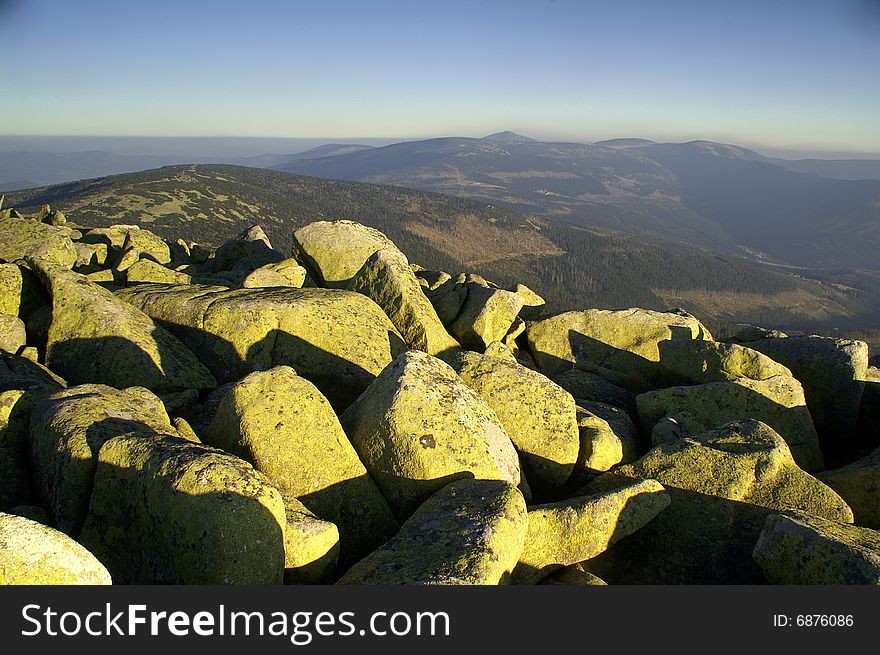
526 308 713 382
205 366 399 563
551 369 638 419
293 220 396 287
819 447 880 529
337 479 528 585
444 349 579 493
214 225 283 271
421 272 469 325
340 351 524 519
450 283 524 351
513 479 670 584
118 226 171 265
31 260 216 392
565 407 631 490
585 420 852 583
242 259 310 289
349 248 459 356
29 384 185 535
0 512 111 584
513 283 545 319
636 376 824 472
117 284 407 409
0 216 77 267
80 433 286 584
0 354 65 511
576 400 641 463
753 511 880 584
125 258 192 285
746 335 868 437
282 495 341 584
650 412 708 446
0 264 46 319
0 315 26 354
658 339 792 385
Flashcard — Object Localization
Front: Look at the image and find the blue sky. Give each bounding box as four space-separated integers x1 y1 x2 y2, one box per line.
1 0 878 154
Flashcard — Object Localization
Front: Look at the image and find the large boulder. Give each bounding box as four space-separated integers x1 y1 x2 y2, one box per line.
753 511 880 584
565 406 638 490
117 226 172 266
585 420 852 583
29 384 186 534
282 495 340 584
819 447 880 530
214 225 283 271
0 216 77 267
658 339 792 385
205 366 399 563
116 284 407 409
125 259 192 285
0 355 65 511
551 369 638 418
31 260 216 392
443 350 580 493
746 335 868 437
80 433 286 584
513 479 669 584
0 263 47 318
418 272 469 325
293 220 396 287
0 512 111 584
635 375 824 472
0 315 26 354
349 248 459 356
337 479 528 585
340 351 524 519
450 283 524 351
242 259 310 289
526 308 713 382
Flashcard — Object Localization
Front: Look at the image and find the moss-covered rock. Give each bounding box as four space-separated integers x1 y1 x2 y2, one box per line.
117 284 406 409
0 354 66 512
118 226 171 266
658 339 792 385
293 220 396 287
565 407 632 490
125 258 192 285
419 272 469 326
0 315 26 354
650 412 708 446
819 447 880 530
282 494 340 585
0 512 111 584
585 419 852 583
636 375 824 472
746 335 868 437
31 260 216 392
337 479 528 585
526 308 713 382
450 283 524 351
29 384 182 534
513 283 545 320
349 247 459 356
551 369 638 418
242 259 310 289
214 225 283 271
341 351 524 519
753 510 880 584
443 349 579 493
1 263 47 318
80 433 286 584
514 479 670 583
205 366 398 563
0 216 77 267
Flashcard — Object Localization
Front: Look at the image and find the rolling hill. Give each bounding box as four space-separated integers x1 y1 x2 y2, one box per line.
6 163 876 336
275 133 880 270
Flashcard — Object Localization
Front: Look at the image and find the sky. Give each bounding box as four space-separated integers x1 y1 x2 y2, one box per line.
1 0 879 155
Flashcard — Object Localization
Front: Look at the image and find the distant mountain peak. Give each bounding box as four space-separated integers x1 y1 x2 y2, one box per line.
482 131 535 142
595 138 656 147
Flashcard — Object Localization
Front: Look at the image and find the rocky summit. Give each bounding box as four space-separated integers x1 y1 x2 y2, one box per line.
1 204 879 585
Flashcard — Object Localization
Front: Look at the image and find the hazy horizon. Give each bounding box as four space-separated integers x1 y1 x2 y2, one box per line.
2 0 879 156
